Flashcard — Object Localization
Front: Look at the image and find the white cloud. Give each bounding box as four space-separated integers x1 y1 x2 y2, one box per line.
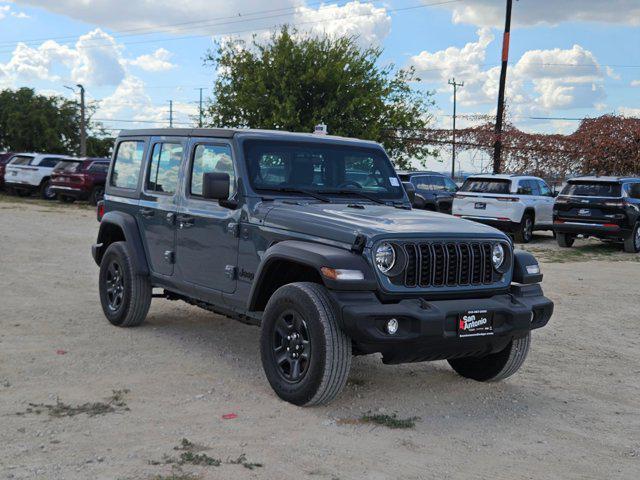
617 106 640 118
410 31 607 113
71 29 125 86
438 0 640 27
631 80 640 87
0 5 10 20
127 48 176 72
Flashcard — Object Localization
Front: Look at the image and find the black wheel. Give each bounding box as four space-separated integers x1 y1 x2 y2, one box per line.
515 213 534 243
40 179 55 200
260 282 351 406
89 185 105 206
99 241 151 327
448 333 531 382
557 232 575 248
623 223 640 253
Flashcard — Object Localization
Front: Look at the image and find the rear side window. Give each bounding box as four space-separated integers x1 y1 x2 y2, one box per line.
38 157 62 168
10 155 34 165
88 162 109 173
54 161 82 173
561 182 621 198
190 144 235 197
460 178 511 194
111 141 145 189
146 143 183 195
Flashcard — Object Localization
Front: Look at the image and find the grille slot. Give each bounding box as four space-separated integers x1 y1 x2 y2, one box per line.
399 241 498 288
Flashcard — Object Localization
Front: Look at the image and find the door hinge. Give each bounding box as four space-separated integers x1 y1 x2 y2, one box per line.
164 250 175 264
224 265 237 279
227 222 240 237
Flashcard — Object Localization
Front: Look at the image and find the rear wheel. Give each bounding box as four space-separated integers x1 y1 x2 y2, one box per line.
448 333 531 382
260 282 351 406
99 241 151 327
557 232 575 248
40 179 55 200
89 185 105 205
623 223 640 253
515 213 534 243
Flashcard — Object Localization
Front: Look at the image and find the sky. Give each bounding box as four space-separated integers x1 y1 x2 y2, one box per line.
0 0 639 171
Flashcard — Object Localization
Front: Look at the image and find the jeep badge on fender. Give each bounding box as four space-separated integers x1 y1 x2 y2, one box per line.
92 128 554 406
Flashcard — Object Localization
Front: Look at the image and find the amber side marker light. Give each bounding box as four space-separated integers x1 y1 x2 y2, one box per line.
320 267 364 281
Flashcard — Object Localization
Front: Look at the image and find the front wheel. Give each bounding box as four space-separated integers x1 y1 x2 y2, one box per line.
448 333 531 382
623 223 640 253
260 282 352 406
99 241 151 327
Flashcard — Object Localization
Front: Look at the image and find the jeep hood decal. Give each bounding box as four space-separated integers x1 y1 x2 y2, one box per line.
263 202 507 245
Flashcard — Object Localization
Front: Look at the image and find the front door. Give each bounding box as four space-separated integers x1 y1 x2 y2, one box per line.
137 139 184 276
175 140 239 293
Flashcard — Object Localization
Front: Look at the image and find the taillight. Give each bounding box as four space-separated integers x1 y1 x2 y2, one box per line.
97 200 105 222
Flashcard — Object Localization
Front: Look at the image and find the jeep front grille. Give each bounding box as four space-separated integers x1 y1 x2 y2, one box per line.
400 241 498 288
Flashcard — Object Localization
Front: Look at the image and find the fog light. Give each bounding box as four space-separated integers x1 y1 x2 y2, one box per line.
386 318 399 335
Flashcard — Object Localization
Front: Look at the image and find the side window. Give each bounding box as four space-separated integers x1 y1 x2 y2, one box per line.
190 144 235 198
413 176 433 190
111 141 145 189
146 143 183 195
518 180 533 195
38 157 62 168
9 155 34 165
538 180 552 197
88 162 109 173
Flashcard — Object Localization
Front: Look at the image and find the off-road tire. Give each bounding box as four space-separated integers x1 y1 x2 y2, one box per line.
99 241 151 327
89 185 105 206
260 282 351 406
515 213 534 243
448 333 531 382
40 178 55 200
623 222 640 253
557 232 575 248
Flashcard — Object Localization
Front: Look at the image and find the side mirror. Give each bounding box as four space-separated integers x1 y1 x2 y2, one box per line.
552 190 559 198
402 181 416 203
202 172 230 200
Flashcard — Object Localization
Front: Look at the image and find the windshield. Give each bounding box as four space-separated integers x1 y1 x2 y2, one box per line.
460 178 511 194
243 140 404 201
54 160 83 173
561 181 621 198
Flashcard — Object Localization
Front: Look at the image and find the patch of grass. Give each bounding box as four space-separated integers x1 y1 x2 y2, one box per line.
150 439 262 470
524 244 640 264
178 452 221 466
227 453 263 470
360 413 419 429
17 389 130 418
149 472 201 480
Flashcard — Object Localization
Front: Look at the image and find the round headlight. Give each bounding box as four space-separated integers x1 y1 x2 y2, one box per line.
375 242 396 275
492 243 505 270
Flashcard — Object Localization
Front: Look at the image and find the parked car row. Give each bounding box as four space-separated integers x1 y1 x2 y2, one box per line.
0 152 110 205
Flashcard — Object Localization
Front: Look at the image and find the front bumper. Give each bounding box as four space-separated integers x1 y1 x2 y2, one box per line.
332 284 553 364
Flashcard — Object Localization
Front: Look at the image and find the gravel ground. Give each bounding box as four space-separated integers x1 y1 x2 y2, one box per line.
1 195 639 480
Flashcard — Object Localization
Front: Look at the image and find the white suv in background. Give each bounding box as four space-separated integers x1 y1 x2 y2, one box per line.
452 174 556 243
4 153 70 200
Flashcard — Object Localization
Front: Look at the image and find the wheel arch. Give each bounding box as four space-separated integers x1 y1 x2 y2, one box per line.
92 211 149 275
248 240 377 312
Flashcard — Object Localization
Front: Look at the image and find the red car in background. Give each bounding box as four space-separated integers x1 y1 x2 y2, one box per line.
50 157 110 205
0 152 16 189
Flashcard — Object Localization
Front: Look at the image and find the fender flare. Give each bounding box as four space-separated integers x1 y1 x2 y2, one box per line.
92 211 149 275
247 240 377 311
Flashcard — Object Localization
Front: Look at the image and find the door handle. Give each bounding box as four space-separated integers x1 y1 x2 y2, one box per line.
177 214 195 229
139 207 155 218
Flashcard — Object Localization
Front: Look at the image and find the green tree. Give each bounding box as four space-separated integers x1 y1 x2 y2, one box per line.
0 87 113 157
204 27 437 169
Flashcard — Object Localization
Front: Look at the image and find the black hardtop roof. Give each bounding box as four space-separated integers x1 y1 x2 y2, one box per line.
569 176 640 183
117 128 380 147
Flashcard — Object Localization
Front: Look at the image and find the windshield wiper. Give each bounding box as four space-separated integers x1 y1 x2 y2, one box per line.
317 189 388 205
263 187 332 203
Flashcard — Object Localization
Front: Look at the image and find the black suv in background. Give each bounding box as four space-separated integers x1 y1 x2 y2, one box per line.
396 171 458 214
554 176 640 253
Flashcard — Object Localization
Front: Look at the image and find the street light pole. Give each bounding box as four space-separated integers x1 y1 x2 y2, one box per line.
492 0 514 174
448 78 464 180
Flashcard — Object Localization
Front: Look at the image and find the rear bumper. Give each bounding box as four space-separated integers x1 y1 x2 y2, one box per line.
332 284 553 364
456 215 520 233
554 220 630 238
51 185 90 199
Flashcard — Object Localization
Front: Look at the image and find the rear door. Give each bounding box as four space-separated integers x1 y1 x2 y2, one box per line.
535 179 555 226
175 139 239 293
137 138 184 277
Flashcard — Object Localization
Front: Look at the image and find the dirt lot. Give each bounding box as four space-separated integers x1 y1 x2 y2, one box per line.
1 194 639 480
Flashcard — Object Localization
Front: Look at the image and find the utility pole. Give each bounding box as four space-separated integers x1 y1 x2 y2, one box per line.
448 78 464 180
77 84 86 156
196 88 204 128
169 100 173 128
492 0 514 174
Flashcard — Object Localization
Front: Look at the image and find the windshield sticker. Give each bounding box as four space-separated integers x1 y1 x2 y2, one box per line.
389 177 400 186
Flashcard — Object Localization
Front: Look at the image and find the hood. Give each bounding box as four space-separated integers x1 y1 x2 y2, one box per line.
263 201 507 246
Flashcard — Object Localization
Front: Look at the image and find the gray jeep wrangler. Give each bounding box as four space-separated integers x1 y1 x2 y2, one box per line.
92 128 553 406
